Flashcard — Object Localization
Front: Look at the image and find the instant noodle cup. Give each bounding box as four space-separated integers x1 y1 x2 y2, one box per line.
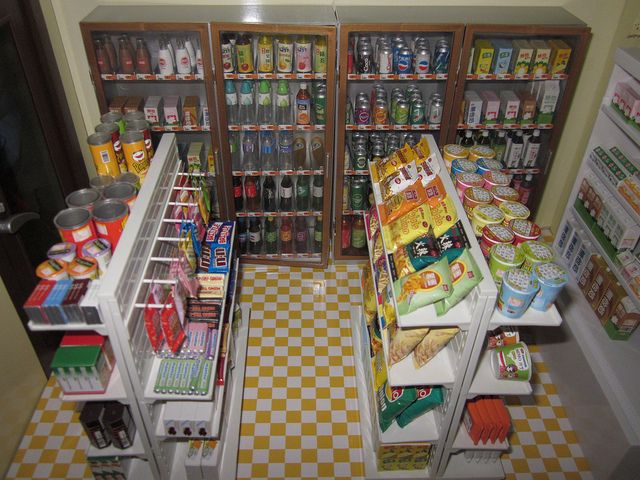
491 341 532 381
489 243 524 285
471 204 504 237
518 240 555 271
67 257 99 280
81 238 112 277
455 172 484 200
491 186 520 206
65 188 101 211
54 207 97 251
382 203 432 253
476 158 504 175
463 186 493 216
508 219 541 245
482 170 511 190
451 159 477 176
47 242 76 263
496 268 539 319
394 256 453 315
36 259 68 281
499 201 530 224
103 182 137 210
531 262 569 311
480 224 515 258
468 145 496 162
92 199 129 249
442 144 469 172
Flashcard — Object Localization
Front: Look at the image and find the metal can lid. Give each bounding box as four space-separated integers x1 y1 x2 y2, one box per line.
92 199 129 222
119 130 144 144
95 122 119 135
100 111 123 123
66 188 101 209
87 131 112 146
54 207 91 230
103 182 137 201
124 111 146 122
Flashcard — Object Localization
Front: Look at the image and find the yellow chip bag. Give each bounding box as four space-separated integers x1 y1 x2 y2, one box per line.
382 203 432 253
379 180 429 226
382 286 396 328
373 144 418 183
371 349 388 391
366 205 380 237
414 137 431 161
372 230 384 264
380 163 419 201
412 328 459 369
429 194 458 238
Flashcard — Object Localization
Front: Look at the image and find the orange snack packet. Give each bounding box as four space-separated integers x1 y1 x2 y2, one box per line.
379 180 429 225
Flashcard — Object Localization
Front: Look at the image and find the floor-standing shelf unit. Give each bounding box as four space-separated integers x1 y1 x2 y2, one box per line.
550 47 640 478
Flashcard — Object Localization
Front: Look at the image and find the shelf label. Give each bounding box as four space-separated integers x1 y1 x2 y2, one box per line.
380 74 395 80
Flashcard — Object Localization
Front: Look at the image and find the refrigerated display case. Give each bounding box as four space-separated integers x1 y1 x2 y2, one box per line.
445 8 590 218
334 7 464 261
210 6 337 268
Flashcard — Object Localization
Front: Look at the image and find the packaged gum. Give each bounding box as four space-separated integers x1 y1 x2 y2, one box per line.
379 163 419 201
435 248 483 316
394 256 453 315
382 203 432 253
412 327 459 368
379 180 429 226
388 325 430 365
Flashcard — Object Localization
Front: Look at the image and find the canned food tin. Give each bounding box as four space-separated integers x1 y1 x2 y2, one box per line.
471 204 505 237
92 199 129 249
482 170 511 190
100 111 125 133
508 219 541 245
451 159 478 176
455 172 484 200
47 242 76 263
103 182 137 210
476 158 504 175
518 241 555 271
120 131 150 180
488 243 525 286
67 257 99 280
480 224 515 258
36 259 68 281
491 186 520 206
65 188 101 211
81 238 112 276
490 341 532 380
463 186 493 216
499 201 530 224
89 175 114 193
53 207 97 250
87 132 121 177
530 262 568 311
496 269 538 319
125 119 155 159
124 111 145 123
469 145 496 162
114 172 141 192
442 144 469 172
95 122 125 171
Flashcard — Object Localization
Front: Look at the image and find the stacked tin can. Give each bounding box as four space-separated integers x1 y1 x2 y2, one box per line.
351 85 442 126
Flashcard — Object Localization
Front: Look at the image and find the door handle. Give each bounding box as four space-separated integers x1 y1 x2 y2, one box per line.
0 212 40 234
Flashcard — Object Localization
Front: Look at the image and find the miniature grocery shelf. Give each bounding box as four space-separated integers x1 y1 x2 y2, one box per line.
228 124 326 131
60 364 127 402
467 349 532 398
457 123 553 130
100 73 204 81
601 104 640 147
241 253 322 260
441 452 503 479
235 210 323 217
488 303 562 329
348 73 448 81
346 124 440 131
28 320 107 336
465 73 568 81
232 169 324 176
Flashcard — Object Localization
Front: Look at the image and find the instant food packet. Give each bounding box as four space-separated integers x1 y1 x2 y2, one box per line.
394 257 453 315
437 221 470 263
382 203 433 253
375 256 390 296
388 325 430 365
390 233 440 281
414 137 431 162
412 328 459 369
379 181 429 226
435 248 483 316
369 321 383 356
372 230 385 265
487 327 520 349
144 283 166 352
372 349 388 392
179 222 198 272
372 144 417 183
396 386 444 428
416 160 438 188
377 382 418 432
379 163 419 201
363 266 378 325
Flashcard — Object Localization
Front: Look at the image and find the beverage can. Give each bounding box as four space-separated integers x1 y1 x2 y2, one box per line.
428 97 443 124
396 46 413 74
53 207 97 251
410 99 426 125
342 176 350 210
89 175 114 194
358 44 373 74
65 188 101 211
394 100 409 125
81 238 112 277
114 172 141 192
353 146 368 170
378 45 393 74
414 47 431 74
433 41 451 73
124 111 145 123
120 131 150 180
100 111 125 133
355 100 371 126
373 99 389 125
350 178 366 210
103 181 138 210
491 342 532 380
87 132 121 177
92 199 129 249
314 88 326 125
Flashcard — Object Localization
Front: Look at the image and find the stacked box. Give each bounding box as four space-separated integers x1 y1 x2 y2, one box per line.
499 90 520 124
51 345 112 394
473 39 494 75
517 90 537 123
492 40 513 75
61 332 115 372
589 146 627 188
464 90 483 124
164 95 182 126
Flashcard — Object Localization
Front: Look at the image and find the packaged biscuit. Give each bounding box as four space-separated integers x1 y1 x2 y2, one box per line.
429 194 459 238
390 233 440 280
388 325 430 365
382 203 433 253
394 257 453 315
373 144 418 183
413 327 459 369
380 163 420 201
396 386 444 428
379 181 429 225
435 249 483 316
377 381 418 432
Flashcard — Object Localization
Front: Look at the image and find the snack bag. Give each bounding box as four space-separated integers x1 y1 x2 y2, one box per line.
390 233 440 280
375 255 390 296
363 266 378 325
366 205 380 237
144 283 166 352
430 194 459 238
414 137 431 161
171 251 200 298
372 144 417 183
377 381 418 432
179 222 198 272
379 181 428 226
412 328 459 369
416 160 438 187
394 257 453 315
372 230 385 265
396 386 444 428
368 321 383 355
423 176 447 207
437 221 470 263
435 248 483 316
379 163 419 201
381 285 396 329
382 203 432 253
388 324 430 365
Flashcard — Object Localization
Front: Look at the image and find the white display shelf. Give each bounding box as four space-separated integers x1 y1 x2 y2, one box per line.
451 423 509 452
441 451 504 479
586 160 640 225
87 431 146 458
60 364 127 402
143 355 219 402
601 103 640 148
468 349 531 398
126 458 154 478
488 303 563 329
379 408 440 444
394 298 474 330
28 321 107 336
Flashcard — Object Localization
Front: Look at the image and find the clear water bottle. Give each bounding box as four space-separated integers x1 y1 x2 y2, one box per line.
224 80 238 125
229 131 241 170
242 132 258 171
275 79 291 125
238 80 255 125
257 79 273 125
260 131 276 171
278 131 293 170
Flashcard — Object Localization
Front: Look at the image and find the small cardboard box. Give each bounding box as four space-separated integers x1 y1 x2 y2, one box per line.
164 95 182 126
187 142 205 173
480 90 500 123
511 39 533 75
108 96 127 113
548 39 572 74
183 95 200 127
492 40 513 75
536 81 560 123
517 90 537 123
529 40 551 76
51 345 111 394
144 96 164 126
605 296 640 339
578 254 604 293
124 96 144 113
464 90 483 124
499 90 520 124
473 39 494 75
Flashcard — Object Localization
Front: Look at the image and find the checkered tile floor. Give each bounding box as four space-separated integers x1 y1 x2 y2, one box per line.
7 264 591 479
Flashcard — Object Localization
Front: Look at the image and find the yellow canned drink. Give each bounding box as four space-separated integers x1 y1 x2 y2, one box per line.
120 131 150 180
87 132 120 176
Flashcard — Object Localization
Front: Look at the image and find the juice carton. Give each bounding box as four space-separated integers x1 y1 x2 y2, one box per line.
480 90 500 123
163 95 182 126
464 90 483 124
595 281 625 325
555 218 574 253
473 39 494 75
536 81 560 124
570 240 592 279
517 90 537 123
467 47 475 74
529 40 551 76
187 142 205 173
183 96 200 127
492 40 513 75
511 39 533 76
578 254 604 294
144 96 164 126
499 90 520 124
605 294 640 340
548 39 572 74
586 264 612 310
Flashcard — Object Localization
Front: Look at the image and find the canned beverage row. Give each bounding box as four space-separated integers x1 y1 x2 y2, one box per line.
225 79 326 126
237 216 323 255
93 33 203 76
346 131 421 170
230 131 325 172
347 84 443 126
221 33 328 75
342 177 374 212
233 175 324 213
349 33 450 75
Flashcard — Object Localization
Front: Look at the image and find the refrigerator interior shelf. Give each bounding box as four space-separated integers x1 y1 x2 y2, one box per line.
346 124 440 131
228 124 325 131
28 320 107 336
441 451 504 479
232 169 324 176
344 169 370 176
242 252 321 259
223 72 327 80
465 73 567 81
601 103 640 147
235 210 323 217
87 430 146 458
457 123 554 130
343 209 366 216
347 73 448 81
451 422 509 452
100 73 204 81
60 363 127 402
151 125 210 132
468 349 532 398
501 167 542 175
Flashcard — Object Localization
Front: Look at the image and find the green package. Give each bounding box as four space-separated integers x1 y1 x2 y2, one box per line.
390 233 440 281
396 386 444 428
435 248 483 316
377 381 417 432
394 256 453 315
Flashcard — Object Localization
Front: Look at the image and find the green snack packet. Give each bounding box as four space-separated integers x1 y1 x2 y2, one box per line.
435 248 484 316
390 233 441 281
396 386 444 428
377 382 418 432
394 256 453 315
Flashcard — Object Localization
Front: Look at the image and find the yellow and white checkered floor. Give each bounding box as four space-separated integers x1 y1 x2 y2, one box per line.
7 265 591 479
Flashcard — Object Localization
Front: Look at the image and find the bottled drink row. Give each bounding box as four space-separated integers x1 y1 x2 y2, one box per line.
347 84 443 126
93 33 203 76
237 216 323 256
230 131 325 172
232 175 324 213
225 79 326 126
349 33 451 75
345 131 422 171
340 215 367 255
456 128 542 169
221 33 327 75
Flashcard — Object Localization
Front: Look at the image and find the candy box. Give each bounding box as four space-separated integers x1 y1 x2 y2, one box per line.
200 221 234 274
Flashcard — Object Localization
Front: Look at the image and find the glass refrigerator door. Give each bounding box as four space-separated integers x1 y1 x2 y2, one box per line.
212 25 336 268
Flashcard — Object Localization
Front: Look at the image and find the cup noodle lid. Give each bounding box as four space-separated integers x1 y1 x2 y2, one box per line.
533 262 568 287
473 204 505 223
491 186 520 202
482 224 515 244
483 170 511 187
453 159 477 173
518 240 555 264
464 186 493 204
443 144 469 159
499 201 531 220
456 172 484 187
509 219 541 240
490 243 524 266
469 145 496 159
504 268 538 294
